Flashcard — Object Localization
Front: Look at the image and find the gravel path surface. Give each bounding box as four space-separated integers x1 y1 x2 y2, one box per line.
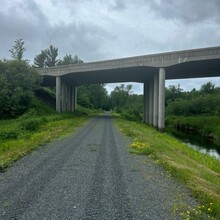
0 115 198 219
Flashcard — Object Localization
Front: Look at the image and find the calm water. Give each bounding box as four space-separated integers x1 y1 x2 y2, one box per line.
166 128 220 161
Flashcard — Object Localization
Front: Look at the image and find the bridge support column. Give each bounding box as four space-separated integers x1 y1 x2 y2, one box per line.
61 81 66 112
70 86 77 112
74 87 78 110
149 78 154 125
69 86 73 112
143 82 149 123
72 87 75 111
153 73 159 128
56 76 61 112
66 86 70 111
158 68 166 131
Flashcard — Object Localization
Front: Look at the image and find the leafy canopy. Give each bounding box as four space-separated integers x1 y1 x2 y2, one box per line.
0 59 40 119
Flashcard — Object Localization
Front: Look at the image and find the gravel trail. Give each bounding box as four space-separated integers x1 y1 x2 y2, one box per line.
0 115 197 219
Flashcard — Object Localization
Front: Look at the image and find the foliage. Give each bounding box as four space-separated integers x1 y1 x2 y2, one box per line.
34 45 59 67
44 45 59 67
57 54 83 65
165 84 183 106
110 84 132 111
9 38 26 61
78 84 110 110
34 47 84 67
110 84 143 121
34 52 46 68
166 82 220 116
0 59 40 119
20 118 43 132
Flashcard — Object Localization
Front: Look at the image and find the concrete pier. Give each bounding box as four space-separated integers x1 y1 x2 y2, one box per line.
158 68 166 131
56 76 61 112
149 80 153 125
153 73 159 128
144 82 149 123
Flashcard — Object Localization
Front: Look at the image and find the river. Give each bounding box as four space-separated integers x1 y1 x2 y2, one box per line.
166 128 220 161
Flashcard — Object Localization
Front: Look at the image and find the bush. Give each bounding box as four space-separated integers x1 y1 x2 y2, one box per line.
0 130 19 140
20 118 43 132
122 108 143 121
0 60 40 119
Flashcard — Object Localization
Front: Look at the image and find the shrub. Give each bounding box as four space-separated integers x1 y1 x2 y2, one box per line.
0 130 19 140
20 118 42 132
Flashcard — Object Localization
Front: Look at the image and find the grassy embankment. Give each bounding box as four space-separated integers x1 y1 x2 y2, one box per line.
166 116 220 147
114 115 220 220
0 96 96 171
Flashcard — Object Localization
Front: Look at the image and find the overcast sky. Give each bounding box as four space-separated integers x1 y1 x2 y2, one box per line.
1 0 220 94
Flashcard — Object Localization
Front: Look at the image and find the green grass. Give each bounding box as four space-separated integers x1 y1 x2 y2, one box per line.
166 116 220 146
0 112 90 171
114 115 220 219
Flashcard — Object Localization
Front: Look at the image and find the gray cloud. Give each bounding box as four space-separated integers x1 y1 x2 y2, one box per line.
108 0 126 11
148 0 220 24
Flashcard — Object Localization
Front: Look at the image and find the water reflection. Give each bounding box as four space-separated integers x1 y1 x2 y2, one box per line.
187 143 220 160
166 128 220 161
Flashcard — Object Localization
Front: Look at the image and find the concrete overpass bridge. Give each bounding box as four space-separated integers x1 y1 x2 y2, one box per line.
38 46 220 130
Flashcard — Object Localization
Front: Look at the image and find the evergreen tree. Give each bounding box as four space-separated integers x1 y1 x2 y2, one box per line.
9 38 26 61
34 45 58 67
34 52 46 68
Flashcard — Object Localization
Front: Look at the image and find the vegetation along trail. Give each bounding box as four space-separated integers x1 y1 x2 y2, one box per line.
0 114 198 219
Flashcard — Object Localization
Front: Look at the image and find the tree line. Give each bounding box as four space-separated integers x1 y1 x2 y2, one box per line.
165 82 220 116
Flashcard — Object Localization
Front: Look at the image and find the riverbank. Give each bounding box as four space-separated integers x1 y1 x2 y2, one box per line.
114 116 220 219
165 116 220 147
